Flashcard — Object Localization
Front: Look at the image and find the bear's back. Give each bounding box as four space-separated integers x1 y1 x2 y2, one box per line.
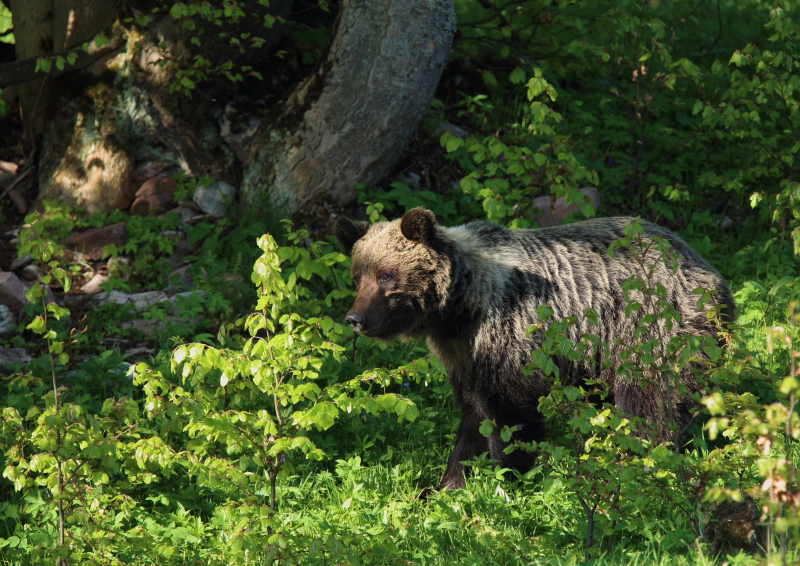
439 216 732 367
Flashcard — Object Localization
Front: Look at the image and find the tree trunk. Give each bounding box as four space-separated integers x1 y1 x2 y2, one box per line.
242 0 456 217
4 0 455 219
9 0 119 139
6 0 289 213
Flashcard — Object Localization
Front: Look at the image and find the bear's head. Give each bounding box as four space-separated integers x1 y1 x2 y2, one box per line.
335 208 445 339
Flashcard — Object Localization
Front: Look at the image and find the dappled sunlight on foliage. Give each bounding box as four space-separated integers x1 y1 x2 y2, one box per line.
1 0 800 564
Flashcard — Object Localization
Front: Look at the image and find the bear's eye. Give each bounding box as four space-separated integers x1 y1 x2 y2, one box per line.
378 273 393 284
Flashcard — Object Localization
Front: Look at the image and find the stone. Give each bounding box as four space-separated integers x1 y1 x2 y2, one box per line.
7 189 27 214
165 265 205 290
532 187 601 227
167 290 207 314
158 230 185 243
92 290 131 306
130 291 169 311
438 122 469 139
93 290 168 312
65 222 127 260
219 102 262 163
121 315 202 337
10 253 32 271
0 305 14 335
0 172 13 189
0 346 30 367
165 205 198 226
20 264 41 282
193 180 237 215
177 199 201 212
0 271 58 316
716 216 734 230
38 103 136 213
0 160 19 174
130 174 178 216
80 273 109 294
130 161 175 190
401 172 421 187
106 256 130 279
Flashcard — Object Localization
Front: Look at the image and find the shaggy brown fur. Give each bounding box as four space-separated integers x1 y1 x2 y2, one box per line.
336 208 734 490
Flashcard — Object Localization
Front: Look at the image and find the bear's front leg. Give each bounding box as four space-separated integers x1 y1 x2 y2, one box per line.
439 403 489 490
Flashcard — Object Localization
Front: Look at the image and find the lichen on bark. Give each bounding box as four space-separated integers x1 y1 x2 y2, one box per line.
241 0 456 219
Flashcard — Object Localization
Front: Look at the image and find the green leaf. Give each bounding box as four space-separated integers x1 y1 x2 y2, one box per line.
35 57 52 74
27 316 46 334
509 67 526 85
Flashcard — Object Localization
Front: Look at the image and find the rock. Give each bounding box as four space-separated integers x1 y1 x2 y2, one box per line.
121 314 202 337
65 223 127 260
38 105 136 213
0 172 13 189
167 290 207 314
93 290 169 312
130 291 168 311
7 189 27 214
0 160 19 174
438 122 469 139
165 265 204 291
401 172 421 187
20 264 41 282
0 346 30 367
10 253 32 271
107 256 130 279
121 345 155 359
704 497 765 556
166 205 198 225
0 271 33 314
130 174 178 216
532 187 601 227
177 199 202 212
193 180 237 215
716 216 734 230
0 305 14 335
4 230 20 247
92 290 131 306
158 230 185 243
130 161 176 189
0 271 58 316
220 101 262 163
80 273 109 295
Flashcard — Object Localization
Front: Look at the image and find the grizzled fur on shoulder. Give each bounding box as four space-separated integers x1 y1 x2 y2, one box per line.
335 208 734 490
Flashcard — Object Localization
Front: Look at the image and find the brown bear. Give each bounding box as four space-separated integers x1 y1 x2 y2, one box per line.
335 208 734 490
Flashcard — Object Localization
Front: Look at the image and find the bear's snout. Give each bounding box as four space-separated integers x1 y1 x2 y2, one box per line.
345 311 365 332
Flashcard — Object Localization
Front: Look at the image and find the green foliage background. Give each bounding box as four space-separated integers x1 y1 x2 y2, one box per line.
2 0 800 564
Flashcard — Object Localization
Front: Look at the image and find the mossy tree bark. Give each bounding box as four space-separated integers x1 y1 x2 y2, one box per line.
9 0 119 140
4 0 455 218
242 0 456 217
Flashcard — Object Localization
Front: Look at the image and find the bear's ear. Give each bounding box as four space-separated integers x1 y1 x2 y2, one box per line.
335 216 369 254
400 208 436 244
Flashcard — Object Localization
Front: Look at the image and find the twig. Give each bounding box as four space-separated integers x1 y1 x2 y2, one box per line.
0 165 32 201
0 36 124 88
708 0 722 51
2 73 46 203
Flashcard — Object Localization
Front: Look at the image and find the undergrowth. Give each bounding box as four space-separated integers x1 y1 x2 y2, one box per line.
1 0 800 564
